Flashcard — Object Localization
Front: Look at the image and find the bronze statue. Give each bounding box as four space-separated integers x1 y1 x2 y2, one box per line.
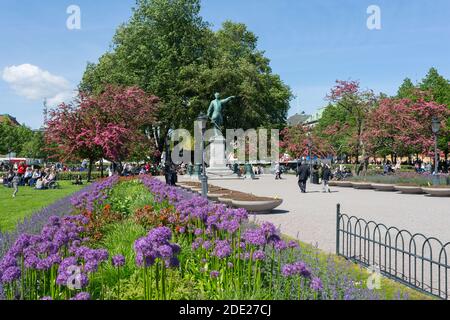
207 92 235 136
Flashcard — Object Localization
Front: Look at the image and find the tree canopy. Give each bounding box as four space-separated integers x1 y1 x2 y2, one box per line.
80 0 292 155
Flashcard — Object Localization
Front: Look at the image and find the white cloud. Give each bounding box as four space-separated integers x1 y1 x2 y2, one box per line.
2 64 75 106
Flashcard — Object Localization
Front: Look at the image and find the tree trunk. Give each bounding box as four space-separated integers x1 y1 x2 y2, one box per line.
87 159 93 182
100 159 104 178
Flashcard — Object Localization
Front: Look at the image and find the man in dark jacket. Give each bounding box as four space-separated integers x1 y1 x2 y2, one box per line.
296 162 311 193
322 164 332 193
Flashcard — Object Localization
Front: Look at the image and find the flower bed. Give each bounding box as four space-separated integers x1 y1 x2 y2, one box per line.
0 176 418 300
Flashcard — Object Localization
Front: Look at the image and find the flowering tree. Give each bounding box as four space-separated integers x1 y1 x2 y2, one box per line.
281 125 335 160
46 86 160 180
365 97 449 159
46 103 103 181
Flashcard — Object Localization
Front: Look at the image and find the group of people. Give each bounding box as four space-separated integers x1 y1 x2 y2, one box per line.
1 162 58 198
295 162 333 194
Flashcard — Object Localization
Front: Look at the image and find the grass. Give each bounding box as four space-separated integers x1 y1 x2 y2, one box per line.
0 181 85 232
283 236 435 300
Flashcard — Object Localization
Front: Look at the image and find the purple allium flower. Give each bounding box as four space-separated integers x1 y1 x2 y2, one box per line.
41 296 53 300
1 266 21 283
194 228 203 236
243 229 266 247
70 292 91 300
210 271 220 279
281 264 295 277
166 257 180 268
274 240 288 251
192 238 203 251
112 255 126 268
261 222 277 237
310 277 324 292
293 261 311 279
253 250 266 261
158 245 173 258
288 240 299 249
213 240 232 259
202 241 212 250
227 262 234 269
134 226 180 269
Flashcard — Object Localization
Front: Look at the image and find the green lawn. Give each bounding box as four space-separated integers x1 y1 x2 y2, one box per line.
0 181 85 232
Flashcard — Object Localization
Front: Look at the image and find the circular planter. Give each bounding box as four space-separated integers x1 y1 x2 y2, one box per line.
231 199 283 214
218 197 234 206
371 183 396 192
351 182 374 190
207 193 225 201
421 188 450 197
394 185 425 194
328 181 339 187
334 181 354 187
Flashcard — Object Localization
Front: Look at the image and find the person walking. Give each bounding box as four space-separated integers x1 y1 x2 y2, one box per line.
275 162 282 180
322 164 332 193
296 162 311 193
12 171 20 198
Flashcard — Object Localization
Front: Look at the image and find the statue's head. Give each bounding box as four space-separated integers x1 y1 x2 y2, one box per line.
214 92 220 99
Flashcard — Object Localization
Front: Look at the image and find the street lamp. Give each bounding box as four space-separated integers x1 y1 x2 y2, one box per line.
432 116 441 185
197 113 209 198
307 134 313 183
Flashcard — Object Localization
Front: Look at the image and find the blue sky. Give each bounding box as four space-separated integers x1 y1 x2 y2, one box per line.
0 0 449 129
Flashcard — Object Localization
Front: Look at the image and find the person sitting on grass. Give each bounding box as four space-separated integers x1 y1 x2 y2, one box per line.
72 174 83 185
23 167 33 186
43 170 57 188
35 177 44 190
29 169 41 187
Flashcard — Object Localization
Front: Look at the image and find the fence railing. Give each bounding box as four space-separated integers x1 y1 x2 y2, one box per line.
336 204 450 300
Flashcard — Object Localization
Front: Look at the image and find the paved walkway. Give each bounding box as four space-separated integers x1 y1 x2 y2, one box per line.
180 175 450 253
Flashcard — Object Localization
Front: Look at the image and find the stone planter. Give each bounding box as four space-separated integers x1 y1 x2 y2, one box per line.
394 185 424 194
328 181 339 187
351 182 374 190
231 199 283 214
207 193 226 201
421 188 450 197
371 183 396 192
218 197 234 206
334 181 354 187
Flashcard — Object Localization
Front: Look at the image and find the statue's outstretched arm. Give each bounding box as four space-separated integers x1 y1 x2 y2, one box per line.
221 96 236 104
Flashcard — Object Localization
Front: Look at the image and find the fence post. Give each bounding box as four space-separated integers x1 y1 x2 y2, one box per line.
336 203 341 256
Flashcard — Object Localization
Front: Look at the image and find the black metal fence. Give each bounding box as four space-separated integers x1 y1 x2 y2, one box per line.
336 204 450 300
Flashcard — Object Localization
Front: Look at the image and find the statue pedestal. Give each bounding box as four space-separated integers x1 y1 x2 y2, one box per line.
207 136 241 180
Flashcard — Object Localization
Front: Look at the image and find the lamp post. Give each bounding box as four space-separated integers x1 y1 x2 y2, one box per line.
197 113 209 198
432 116 441 185
307 135 313 183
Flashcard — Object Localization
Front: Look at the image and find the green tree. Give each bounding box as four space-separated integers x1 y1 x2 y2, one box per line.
0 121 34 156
80 0 292 157
419 68 450 159
397 78 417 100
21 131 48 159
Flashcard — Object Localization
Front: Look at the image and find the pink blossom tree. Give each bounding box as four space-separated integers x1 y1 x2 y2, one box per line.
46 86 160 180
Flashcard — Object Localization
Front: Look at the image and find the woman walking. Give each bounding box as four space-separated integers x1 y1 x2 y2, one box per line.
12 171 20 198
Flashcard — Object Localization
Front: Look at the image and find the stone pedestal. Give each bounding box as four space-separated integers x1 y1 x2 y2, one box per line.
207 135 241 180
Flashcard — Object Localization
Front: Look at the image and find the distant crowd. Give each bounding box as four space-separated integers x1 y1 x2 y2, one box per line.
1 162 59 198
